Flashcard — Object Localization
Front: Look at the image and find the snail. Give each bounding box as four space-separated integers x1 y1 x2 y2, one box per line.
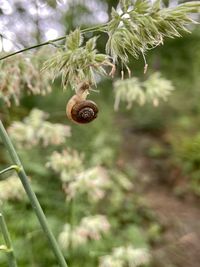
66 82 99 124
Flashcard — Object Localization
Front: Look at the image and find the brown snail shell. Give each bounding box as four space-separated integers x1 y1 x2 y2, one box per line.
70 100 98 124
66 93 98 124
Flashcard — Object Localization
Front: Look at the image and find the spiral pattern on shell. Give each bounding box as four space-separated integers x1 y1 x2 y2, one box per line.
70 100 98 124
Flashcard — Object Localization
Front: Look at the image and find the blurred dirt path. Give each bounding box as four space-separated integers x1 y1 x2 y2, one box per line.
121 130 200 267
146 186 200 267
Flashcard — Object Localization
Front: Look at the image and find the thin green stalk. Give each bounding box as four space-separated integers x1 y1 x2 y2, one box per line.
0 165 20 176
0 213 18 267
0 38 65 61
0 23 107 61
0 120 68 267
68 198 75 259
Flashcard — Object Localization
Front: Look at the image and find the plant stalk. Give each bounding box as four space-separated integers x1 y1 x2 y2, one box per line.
0 120 68 267
0 165 20 176
0 213 18 267
0 23 107 61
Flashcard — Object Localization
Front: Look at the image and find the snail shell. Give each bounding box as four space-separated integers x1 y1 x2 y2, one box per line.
66 88 98 124
70 100 98 124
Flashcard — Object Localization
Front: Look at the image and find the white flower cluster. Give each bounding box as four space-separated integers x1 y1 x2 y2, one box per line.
114 77 145 110
65 166 110 201
114 72 174 110
0 175 25 202
46 149 84 182
8 109 71 148
59 215 110 249
99 246 151 267
47 149 110 201
143 72 174 107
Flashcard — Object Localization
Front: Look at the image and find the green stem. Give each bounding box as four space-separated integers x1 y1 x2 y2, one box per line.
0 213 18 267
81 23 107 33
0 120 68 267
0 38 65 61
0 23 108 61
68 198 75 257
0 165 20 176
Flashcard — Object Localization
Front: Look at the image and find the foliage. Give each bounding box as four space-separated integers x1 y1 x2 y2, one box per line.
0 1 199 109
171 132 200 195
0 102 153 267
59 215 110 249
43 1 200 91
107 0 199 67
0 175 25 202
8 109 71 148
43 29 112 90
0 49 53 106
47 150 110 201
99 245 151 267
46 149 84 182
114 72 174 110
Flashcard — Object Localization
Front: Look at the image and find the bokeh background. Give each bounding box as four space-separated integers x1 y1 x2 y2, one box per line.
0 1 200 267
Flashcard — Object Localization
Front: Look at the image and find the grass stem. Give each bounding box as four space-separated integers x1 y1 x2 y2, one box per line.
0 120 68 267
0 213 18 267
0 23 107 61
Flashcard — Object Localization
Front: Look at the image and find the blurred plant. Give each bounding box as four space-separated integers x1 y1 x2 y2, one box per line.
0 120 69 267
114 77 146 109
59 215 110 249
64 166 110 201
147 223 163 244
46 149 84 182
110 169 133 191
143 73 174 106
47 150 110 201
99 245 151 267
0 90 152 267
0 48 53 106
8 109 71 148
0 175 26 202
114 72 174 110
171 133 200 195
